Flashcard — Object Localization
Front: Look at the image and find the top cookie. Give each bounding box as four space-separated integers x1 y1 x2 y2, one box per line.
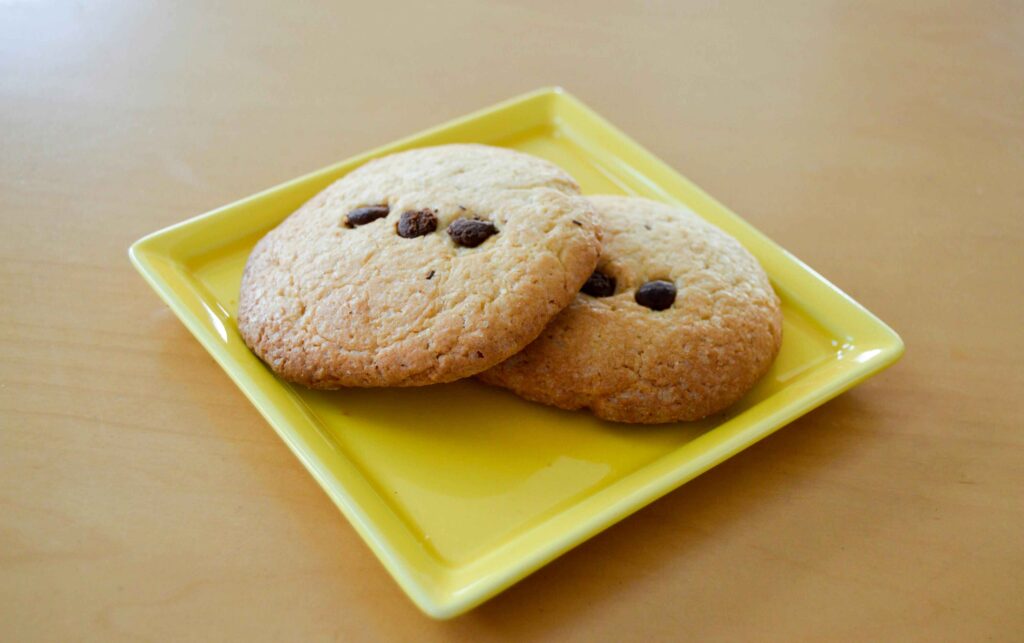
480 195 782 423
237 144 601 388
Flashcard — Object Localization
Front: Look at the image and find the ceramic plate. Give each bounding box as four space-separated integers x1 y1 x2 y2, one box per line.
129 88 903 618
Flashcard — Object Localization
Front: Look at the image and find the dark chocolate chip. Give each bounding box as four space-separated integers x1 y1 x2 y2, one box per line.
397 209 438 238
581 270 616 297
344 205 389 228
476 351 484 358
448 218 498 247
635 280 677 310
426 270 435 280
572 219 582 226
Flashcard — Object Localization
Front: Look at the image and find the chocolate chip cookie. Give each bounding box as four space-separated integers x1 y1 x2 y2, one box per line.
480 195 782 423
237 144 601 388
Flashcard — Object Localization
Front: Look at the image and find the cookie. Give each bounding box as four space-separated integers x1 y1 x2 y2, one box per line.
480 195 782 423
237 144 601 388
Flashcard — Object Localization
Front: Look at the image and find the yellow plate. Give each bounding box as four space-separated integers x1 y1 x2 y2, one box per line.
129 88 903 619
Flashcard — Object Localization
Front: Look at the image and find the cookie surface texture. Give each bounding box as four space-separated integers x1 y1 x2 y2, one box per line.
480 195 782 423
237 144 601 387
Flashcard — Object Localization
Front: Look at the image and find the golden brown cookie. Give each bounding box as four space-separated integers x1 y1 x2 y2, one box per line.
237 144 601 387
480 195 782 423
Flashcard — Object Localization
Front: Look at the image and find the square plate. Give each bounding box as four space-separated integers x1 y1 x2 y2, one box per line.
129 88 903 619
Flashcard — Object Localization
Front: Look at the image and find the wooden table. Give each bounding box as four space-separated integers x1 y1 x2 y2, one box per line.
2 1 1021 640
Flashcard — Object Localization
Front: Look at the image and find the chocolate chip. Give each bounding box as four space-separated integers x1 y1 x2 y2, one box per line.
581 270 616 297
635 280 677 310
426 270 435 280
344 205 389 228
476 351 484 358
397 209 438 238
448 218 498 247
572 219 582 226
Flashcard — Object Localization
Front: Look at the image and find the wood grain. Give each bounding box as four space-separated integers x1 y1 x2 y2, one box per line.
2 0 1021 640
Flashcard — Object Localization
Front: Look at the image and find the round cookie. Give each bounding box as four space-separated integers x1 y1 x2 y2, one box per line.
237 144 601 388
479 195 782 423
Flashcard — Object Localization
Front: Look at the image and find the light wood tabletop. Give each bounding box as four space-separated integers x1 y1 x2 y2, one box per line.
2 1 1021 640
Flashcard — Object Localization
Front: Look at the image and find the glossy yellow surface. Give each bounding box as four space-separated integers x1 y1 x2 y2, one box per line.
129 88 902 618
